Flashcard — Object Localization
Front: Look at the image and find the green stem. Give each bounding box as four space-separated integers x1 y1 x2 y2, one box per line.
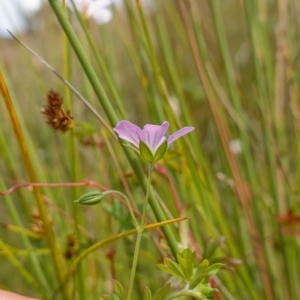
126 163 153 300
61 2 84 297
69 0 126 119
103 190 138 227
141 164 153 226
54 217 186 299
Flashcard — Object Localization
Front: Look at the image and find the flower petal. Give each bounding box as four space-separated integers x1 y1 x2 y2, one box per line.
140 121 169 153
114 120 142 148
167 127 194 146
89 7 112 24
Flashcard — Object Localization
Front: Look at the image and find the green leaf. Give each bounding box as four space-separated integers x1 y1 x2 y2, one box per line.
195 259 210 275
190 261 224 289
139 140 154 162
153 284 171 300
157 258 185 280
189 259 210 289
202 236 225 259
143 286 153 300
177 248 196 281
206 263 224 275
165 258 186 279
113 280 125 300
153 140 167 162
189 276 205 290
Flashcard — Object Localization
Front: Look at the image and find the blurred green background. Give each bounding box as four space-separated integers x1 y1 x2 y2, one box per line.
1 0 300 299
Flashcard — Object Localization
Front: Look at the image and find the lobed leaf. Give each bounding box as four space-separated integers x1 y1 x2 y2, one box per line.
143 286 153 300
157 259 184 280
113 280 125 300
153 284 172 300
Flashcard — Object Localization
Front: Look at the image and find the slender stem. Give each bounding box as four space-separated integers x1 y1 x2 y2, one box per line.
61 2 85 297
126 228 143 300
141 164 154 227
126 163 153 300
51 217 187 300
69 0 127 119
103 190 138 227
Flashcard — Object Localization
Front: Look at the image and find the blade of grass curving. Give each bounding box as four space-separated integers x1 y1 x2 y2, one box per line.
8 31 114 138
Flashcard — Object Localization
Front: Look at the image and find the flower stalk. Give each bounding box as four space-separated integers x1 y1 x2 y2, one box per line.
113 120 194 299
126 163 153 300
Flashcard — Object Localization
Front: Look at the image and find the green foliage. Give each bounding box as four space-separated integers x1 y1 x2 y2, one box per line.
156 248 223 299
152 284 172 300
143 287 152 300
113 280 126 300
176 248 196 281
103 249 222 300
100 281 125 300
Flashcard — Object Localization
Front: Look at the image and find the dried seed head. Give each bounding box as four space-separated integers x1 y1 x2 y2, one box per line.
42 90 74 133
30 207 52 236
64 234 78 260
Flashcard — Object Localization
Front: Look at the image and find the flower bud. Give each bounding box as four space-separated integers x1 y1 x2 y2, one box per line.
74 191 103 205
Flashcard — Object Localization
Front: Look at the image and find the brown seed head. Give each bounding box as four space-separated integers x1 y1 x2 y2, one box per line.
42 90 74 133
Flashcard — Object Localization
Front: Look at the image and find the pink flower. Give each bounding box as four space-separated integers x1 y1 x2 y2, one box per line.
114 120 194 162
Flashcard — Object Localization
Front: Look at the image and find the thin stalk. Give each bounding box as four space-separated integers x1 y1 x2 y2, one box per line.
70 217 186 274
176 2 259 299
62 1 84 297
126 163 153 300
135 0 167 121
51 217 187 300
102 190 138 226
122 0 162 124
244 1 295 298
70 0 126 119
209 2 275 298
